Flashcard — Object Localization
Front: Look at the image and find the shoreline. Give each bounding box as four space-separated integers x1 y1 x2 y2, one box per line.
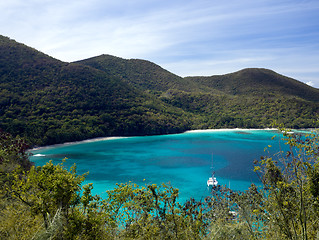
184 128 278 133
29 136 129 151
30 128 279 152
30 127 314 152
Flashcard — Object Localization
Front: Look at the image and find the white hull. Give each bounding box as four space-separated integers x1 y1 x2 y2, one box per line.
207 176 218 187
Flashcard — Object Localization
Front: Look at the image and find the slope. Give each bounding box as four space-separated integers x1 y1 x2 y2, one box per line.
185 68 319 102
79 55 319 103
0 36 190 146
75 54 211 93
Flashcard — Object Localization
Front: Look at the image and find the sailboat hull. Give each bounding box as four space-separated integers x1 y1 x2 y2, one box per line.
207 177 218 187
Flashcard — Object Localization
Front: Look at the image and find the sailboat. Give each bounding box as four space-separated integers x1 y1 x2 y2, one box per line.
207 153 218 187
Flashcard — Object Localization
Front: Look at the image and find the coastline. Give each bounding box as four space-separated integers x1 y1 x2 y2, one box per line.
29 128 279 152
29 136 129 151
184 128 278 133
30 127 315 152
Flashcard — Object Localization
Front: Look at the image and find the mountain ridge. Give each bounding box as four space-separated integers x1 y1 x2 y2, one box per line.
75 54 212 93
185 68 319 101
77 55 319 98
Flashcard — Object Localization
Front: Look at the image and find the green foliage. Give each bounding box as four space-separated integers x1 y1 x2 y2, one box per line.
0 131 208 239
76 54 200 93
161 90 319 129
0 199 43 240
6 160 85 231
0 130 32 170
64 183 109 239
185 68 319 102
202 128 319 239
2 165 210 239
0 130 33 199
248 128 319 239
0 36 191 146
0 131 39 239
102 182 207 239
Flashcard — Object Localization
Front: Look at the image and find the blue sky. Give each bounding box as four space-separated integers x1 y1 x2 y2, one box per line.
1 0 319 87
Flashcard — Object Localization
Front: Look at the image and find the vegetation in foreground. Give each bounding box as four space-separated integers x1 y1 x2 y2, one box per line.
1 127 319 239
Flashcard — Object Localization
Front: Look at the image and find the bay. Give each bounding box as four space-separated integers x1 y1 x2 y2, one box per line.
30 129 285 203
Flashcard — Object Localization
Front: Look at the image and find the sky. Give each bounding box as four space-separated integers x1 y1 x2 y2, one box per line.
1 0 319 87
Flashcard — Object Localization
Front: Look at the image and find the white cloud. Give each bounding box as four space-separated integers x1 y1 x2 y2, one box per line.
306 81 314 87
0 0 319 87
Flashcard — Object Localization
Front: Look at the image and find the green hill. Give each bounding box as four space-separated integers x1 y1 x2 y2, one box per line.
1 35 319 146
185 68 319 101
76 54 209 93
0 36 190 146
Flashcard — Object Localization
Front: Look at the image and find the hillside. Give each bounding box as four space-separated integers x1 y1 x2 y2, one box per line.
185 68 319 101
0 36 190 146
76 54 211 93
1 35 319 146
78 55 319 101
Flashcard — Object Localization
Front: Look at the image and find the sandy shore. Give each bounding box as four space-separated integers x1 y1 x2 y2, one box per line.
30 136 129 151
184 128 277 133
30 128 281 151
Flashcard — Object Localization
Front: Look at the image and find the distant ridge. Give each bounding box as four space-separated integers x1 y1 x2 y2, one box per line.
75 54 206 93
185 68 319 101
78 55 319 102
1 35 319 146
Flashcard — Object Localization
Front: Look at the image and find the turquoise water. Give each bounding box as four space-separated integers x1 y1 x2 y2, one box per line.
30 129 284 202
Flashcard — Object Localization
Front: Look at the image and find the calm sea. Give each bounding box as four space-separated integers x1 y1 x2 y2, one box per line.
30 129 287 202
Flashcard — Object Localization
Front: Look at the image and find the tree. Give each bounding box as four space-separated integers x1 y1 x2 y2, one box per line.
251 128 319 239
102 182 207 239
0 129 32 175
4 160 86 238
205 128 319 239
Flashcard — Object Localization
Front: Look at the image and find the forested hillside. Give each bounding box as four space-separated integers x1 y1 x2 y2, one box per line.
1 35 319 146
0 36 190 146
76 55 205 93
186 68 319 101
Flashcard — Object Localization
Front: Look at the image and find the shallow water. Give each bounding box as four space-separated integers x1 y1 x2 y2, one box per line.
30 129 285 202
